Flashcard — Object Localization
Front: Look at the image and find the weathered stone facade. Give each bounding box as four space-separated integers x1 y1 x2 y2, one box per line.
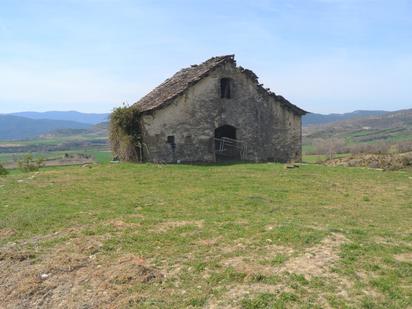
133 55 306 163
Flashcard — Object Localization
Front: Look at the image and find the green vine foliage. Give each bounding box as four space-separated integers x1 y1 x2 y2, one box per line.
109 105 142 162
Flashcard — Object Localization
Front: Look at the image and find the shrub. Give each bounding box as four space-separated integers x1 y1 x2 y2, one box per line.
397 140 412 153
350 141 390 155
109 104 142 162
18 154 45 172
0 163 8 176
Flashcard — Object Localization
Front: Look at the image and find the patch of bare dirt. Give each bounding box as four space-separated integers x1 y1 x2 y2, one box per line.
223 256 274 276
153 220 204 233
107 219 140 229
0 228 16 239
222 244 293 276
206 283 291 308
205 283 344 309
197 236 224 247
0 234 163 308
372 236 411 248
211 234 354 307
222 234 348 280
264 244 295 255
280 233 347 279
220 241 250 255
394 252 412 263
0 249 35 262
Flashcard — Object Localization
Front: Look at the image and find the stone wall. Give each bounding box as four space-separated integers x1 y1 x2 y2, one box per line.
139 62 302 163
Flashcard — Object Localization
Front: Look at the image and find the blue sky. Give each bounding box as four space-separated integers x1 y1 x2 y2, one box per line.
0 0 411 114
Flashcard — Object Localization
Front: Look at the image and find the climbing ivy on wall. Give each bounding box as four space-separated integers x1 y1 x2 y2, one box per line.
109 104 142 161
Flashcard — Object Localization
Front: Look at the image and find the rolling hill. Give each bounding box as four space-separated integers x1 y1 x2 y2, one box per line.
3 108 411 145
10 111 109 125
0 115 92 140
10 110 388 128
302 110 388 127
304 108 412 144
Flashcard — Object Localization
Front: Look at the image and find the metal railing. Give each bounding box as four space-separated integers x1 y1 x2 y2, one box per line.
214 137 247 160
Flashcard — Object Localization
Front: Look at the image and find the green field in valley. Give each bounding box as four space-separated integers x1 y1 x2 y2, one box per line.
0 132 111 168
0 149 112 165
0 163 411 308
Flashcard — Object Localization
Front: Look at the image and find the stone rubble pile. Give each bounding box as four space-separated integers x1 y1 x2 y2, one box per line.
325 152 412 170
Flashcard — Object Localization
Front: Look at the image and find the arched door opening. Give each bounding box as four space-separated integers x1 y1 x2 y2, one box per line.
215 125 236 140
214 125 241 161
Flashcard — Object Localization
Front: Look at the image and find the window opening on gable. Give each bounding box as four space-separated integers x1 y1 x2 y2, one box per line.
220 78 232 99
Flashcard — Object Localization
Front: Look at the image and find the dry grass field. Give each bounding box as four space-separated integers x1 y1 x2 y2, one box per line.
0 163 411 308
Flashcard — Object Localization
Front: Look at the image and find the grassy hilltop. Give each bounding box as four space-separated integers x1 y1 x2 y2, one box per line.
304 109 412 146
0 163 411 308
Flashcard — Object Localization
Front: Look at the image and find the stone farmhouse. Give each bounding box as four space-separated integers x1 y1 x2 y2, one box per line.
132 55 307 163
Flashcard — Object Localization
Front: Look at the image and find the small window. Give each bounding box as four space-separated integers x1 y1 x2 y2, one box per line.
220 78 232 99
184 135 192 144
166 135 175 144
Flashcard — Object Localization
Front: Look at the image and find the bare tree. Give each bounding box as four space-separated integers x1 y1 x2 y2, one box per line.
313 138 346 160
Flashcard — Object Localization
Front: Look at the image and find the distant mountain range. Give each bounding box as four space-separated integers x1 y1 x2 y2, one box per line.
1 109 410 141
0 115 92 140
6 110 390 128
10 111 109 125
302 110 388 126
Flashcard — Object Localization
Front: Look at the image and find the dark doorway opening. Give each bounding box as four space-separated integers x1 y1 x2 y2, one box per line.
215 125 236 140
214 125 241 161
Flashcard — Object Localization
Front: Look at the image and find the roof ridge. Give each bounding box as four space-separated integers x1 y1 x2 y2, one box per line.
133 55 307 115
133 55 235 112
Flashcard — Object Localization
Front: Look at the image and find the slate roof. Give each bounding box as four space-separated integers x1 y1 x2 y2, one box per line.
133 55 307 115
